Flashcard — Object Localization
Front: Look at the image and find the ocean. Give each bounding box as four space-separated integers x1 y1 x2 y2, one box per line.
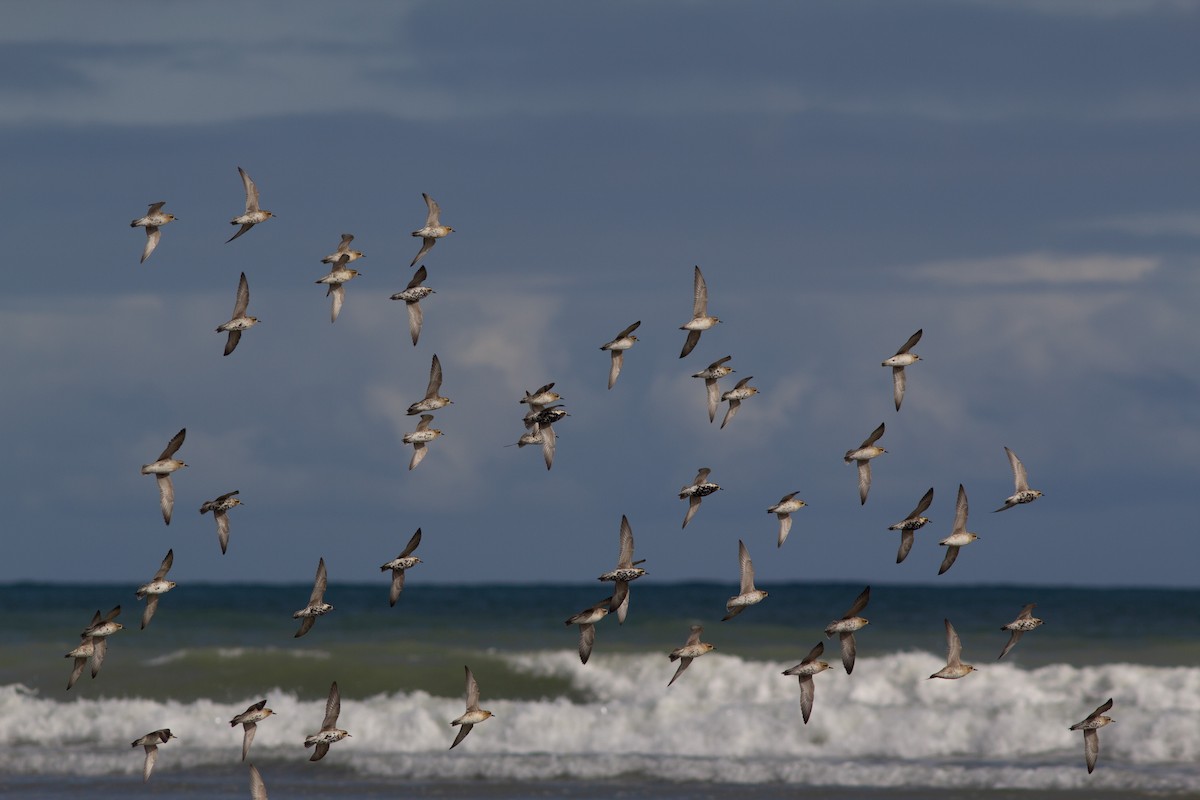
4 582 1199 799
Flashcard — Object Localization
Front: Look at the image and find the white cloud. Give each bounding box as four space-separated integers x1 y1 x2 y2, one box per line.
1083 210 1200 238
910 251 1158 285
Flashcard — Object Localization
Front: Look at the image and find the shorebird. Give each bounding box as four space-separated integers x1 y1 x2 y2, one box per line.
521 404 567 470
135 549 176 629
723 539 768 621
929 618 976 679
600 321 640 390
507 423 553 467
565 597 612 664
293 558 333 637
882 329 922 411
408 354 453 415
403 414 443 471
888 487 934 564
824 586 870 674
249 764 268 800
1070 698 1115 774
380 528 423 607
844 423 886 505
995 447 1043 512
217 272 259 356
315 254 361 323
692 355 734 423
679 467 721 529
679 265 719 358
141 428 186 525
768 491 807 548
130 202 176 263
720 376 759 429
230 700 275 762
71 606 123 686
520 382 561 409
321 233 364 265
304 681 350 761
998 603 1044 660
227 167 273 243
782 642 830 724
938 484 980 575
132 728 176 782
598 514 646 624
390 265 435 345
200 490 243 555
668 625 714 686
450 666 493 749
410 193 453 267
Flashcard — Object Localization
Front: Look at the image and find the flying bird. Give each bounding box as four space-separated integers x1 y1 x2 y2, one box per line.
216 272 259 356
668 625 714 686
998 603 1044 660
565 597 612 664
199 490 243 555
230 699 275 762
692 355 734 423
600 321 641 389
719 376 759 429
380 528 423 607
824 586 870 674
407 354 453 415
767 491 807 548
135 549 176 629
928 619 976 680
1070 698 1115 774
130 202 177 263
131 728 176 782
390 265 435 345
887 487 934 564
227 167 273 242
449 666 493 749
938 484 980 575
315 254 361 323
679 265 720 358
782 642 830 724
882 329 922 411
410 193 454 267
321 233 364 265
403 414 444 471
293 558 333 637
304 681 350 761
141 428 187 525
679 467 721 529
995 447 1043 512
844 422 886 505
597 514 646 624
73 606 123 685
722 539 768 621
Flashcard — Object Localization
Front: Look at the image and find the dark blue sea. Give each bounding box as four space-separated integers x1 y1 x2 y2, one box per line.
3 582 1198 798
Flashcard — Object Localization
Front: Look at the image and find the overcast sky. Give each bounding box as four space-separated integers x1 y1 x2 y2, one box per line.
3 0 1198 588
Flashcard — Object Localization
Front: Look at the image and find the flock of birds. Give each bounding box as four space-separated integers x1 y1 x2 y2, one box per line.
63 167 1113 797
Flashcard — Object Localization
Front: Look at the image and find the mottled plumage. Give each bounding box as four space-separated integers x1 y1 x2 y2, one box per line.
390 265 435 345
227 167 273 242
998 603 1044 660
304 681 350 761
1070 698 1115 774
679 467 721 529
597 515 646 624
410 193 454 267
888 487 934 564
995 446 1043 512
408 354 453 414
824 586 870 674
719 376 759 429
929 618 976 679
293 558 333 637
668 625 714 686
782 642 830 724
403 414 444 470
199 490 242 554
767 491 807 548
131 728 176 782
380 528 423 607
600 320 640 389
230 699 275 762
135 549 176 630
679 265 720 358
692 355 734 423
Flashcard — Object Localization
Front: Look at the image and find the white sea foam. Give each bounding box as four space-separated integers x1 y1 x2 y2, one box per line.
143 646 332 666
5 651 1200 791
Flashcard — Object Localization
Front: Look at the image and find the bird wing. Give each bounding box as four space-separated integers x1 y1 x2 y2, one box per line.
90 636 108 677
720 398 740 429
153 549 174 580
426 354 443 397
856 461 872 506
224 330 242 357
407 265 428 289
802 641 825 664
294 617 315 638
416 414 434 432
157 475 175 525
944 619 962 665
896 530 915 564
329 283 345 323
249 764 268 799
938 545 960 575
1006 447 1030 492
147 202 167 214
309 742 329 762
216 511 231 554
337 233 354 252
861 422 886 448
309 559 328 604
953 484 969 534
682 495 701 529
578 623 596 664
737 540 755 593
159 428 186 460
233 272 251 318
896 328 923 355
388 569 406 607
798 676 816 724
704 378 720 423
409 441 428 470
449 722 473 750
1083 728 1100 773
141 595 159 630
67 656 87 690
668 656 693 687
400 528 423 558
844 586 871 618
680 328 701 358
142 745 158 782
694 468 711 484
406 298 424 346
410 237 436 267
892 366 906 411
226 223 254 243
1089 698 1115 721
909 487 935 518
617 515 635 567
464 666 481 710
607 350 623 390
422 193 441 226
612 584 630 625
239 167 260 212
1016 603 1037 620
998 630 1023 660
541 423 556 470
839 632 857 674
616 320 641 338
691 265 708 317
241 723 257 761
141 226 160 263
321 682 341 730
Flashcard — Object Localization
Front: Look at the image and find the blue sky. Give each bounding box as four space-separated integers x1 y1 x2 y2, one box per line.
3 1 1198 587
